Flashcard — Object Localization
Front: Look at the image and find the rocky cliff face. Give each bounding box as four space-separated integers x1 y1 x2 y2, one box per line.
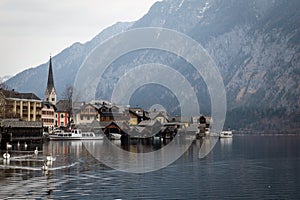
6 0 300 132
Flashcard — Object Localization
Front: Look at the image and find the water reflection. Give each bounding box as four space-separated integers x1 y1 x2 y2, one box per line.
0 136 300 199
219 138 233 149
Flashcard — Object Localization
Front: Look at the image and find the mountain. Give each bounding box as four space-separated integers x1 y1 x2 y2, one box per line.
6 22 133 100
6 0 300 133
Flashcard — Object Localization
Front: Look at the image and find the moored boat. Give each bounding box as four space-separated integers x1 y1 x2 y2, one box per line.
49 129 82 140
109 133 121 140
219 131 233 138
49 129 103 140
81 131 104 140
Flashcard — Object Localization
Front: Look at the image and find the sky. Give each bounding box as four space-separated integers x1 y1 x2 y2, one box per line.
0 0 159 78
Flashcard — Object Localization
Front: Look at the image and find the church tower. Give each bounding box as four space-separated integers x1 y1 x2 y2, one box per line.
45 56 57 105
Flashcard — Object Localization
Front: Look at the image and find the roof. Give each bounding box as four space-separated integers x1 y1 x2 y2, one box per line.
0 89 41 101
42 101 56 110
149 111 169 121
55 100 71 112
138 119 162 127
1 119 43 128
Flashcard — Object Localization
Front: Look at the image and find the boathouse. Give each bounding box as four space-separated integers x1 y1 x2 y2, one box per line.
0 119 43 141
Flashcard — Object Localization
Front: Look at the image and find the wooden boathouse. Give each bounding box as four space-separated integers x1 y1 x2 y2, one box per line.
0 119 43 142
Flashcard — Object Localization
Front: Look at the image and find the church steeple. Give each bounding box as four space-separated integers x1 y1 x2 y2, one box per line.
45 56 56 105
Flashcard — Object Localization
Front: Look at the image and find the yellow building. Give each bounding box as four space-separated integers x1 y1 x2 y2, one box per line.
0 89 42 121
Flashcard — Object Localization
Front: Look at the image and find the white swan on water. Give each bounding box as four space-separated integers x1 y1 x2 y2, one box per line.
6 142 12 149
3 151 10 159
41 162 48 171
24 142 28 148
46 153 54 162
34 147 38 155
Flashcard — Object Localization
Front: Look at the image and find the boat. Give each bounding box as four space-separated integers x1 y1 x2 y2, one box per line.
49 129 103 140
109 133 121 140
219 131 233 138
81 131 104 140
49 129 82 140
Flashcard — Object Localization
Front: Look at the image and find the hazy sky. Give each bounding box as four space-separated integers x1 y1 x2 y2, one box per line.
0 0 158 77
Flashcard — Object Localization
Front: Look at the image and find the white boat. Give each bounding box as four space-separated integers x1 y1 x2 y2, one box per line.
109 133 122 140
49 129 103 140
81 131 104 140
219 131 233 138
49 129 82 140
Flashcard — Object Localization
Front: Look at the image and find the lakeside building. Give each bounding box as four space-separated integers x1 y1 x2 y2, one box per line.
41 101 56 129
55 100 71 128
0 89 42 121
73 103 99 125
0 119 43 141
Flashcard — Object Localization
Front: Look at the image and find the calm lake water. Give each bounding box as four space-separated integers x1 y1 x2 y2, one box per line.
1 135 300 199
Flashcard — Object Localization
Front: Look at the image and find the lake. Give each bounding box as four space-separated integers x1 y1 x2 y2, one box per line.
1 135 300 199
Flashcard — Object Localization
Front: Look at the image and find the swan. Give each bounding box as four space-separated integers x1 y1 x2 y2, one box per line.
3 151 10 159
42 162 48 171
6 142 12 149
34 147 38 155
46 153 54 162
17 141 20 147
24 142 28 148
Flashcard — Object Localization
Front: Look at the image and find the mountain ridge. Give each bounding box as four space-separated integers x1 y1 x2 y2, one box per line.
5 0 300 133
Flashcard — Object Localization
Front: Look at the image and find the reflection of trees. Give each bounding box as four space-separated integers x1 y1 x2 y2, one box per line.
0 77 10 90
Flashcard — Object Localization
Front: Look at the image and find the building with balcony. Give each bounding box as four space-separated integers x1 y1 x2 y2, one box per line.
0 89 42 121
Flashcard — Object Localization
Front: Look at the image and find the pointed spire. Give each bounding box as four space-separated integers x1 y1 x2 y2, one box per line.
46 56 55 94
45 56 56 105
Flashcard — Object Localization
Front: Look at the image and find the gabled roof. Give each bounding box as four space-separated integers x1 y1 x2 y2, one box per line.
149 112 170 121
138 119 162 127
0 89 41 101
55 100 71 112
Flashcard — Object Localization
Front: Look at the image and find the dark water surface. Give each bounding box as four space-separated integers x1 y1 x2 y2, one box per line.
1 135 300 199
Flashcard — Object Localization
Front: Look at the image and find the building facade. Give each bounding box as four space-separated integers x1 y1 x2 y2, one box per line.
74 103 99 125
0 89 42 121
55 100 71 128
41 101 56 129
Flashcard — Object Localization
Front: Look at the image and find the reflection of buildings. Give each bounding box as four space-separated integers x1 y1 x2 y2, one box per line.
44 141 83 157
220 138 233 149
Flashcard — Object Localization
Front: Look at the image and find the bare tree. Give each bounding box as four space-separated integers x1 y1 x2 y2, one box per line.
61 85 74 128
0 77 9 90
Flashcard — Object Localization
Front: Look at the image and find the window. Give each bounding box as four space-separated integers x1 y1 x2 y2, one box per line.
61 114 64 118
52 98 55 102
